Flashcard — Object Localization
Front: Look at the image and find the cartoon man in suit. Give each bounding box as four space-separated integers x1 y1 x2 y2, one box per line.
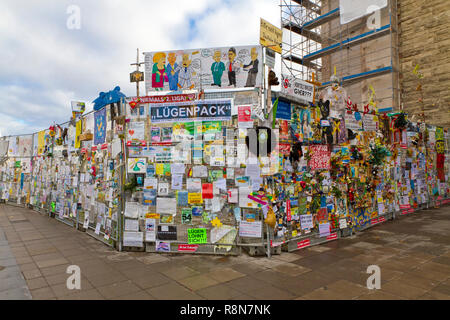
243 47 259 87
226 47 241 87
176 53 196 90
166 52 180 91
211 50 225 87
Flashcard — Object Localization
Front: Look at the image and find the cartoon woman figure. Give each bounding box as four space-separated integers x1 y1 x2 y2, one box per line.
300 108 311 141
152 52 168 91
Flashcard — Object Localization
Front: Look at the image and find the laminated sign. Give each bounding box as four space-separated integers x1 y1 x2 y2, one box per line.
238 221 262 238
188 228 207 244
150 99 232 123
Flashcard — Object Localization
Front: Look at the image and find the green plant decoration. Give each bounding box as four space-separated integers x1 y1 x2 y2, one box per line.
331 186 342 199
368 145 390 166
124 178 137 193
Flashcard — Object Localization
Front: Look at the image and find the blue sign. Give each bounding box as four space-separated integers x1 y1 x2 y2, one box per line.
150 99 232 123
273 98 291 120
94 108 106 145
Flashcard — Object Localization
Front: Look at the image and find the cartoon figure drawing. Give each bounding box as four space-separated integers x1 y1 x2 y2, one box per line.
177 53 196 90
211 50 225 87
226 47 241 87
152 52 168 91
243 47 259 87
300 108 311 140
166 52 179 91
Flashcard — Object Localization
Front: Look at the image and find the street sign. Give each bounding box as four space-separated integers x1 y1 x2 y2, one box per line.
130 70 144 83
260 18 282 54
265 48 275 68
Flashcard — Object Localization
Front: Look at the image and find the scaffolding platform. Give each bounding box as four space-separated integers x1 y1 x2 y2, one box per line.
303 24 391 62
280 0 400 109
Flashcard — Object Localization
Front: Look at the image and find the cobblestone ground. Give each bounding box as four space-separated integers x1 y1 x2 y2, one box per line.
0 203 449 300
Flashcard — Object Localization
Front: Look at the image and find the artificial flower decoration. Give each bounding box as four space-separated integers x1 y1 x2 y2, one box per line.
211 217 222 228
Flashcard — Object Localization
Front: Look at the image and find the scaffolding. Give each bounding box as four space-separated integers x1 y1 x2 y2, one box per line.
280 0 400 110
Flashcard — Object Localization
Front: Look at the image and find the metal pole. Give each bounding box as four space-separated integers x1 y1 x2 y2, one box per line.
118 98 125 252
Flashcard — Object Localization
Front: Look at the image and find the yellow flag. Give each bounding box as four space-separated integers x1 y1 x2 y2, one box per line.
37 130 45 155
75 120 82 149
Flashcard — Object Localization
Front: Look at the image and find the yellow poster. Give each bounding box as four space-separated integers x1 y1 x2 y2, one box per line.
260 18 282 54
37 130 45 155
145 213 160 219
188 192 203 204
75 120 82 149
155 163 164 175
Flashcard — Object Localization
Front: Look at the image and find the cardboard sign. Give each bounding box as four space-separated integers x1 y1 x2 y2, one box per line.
188 228 207 244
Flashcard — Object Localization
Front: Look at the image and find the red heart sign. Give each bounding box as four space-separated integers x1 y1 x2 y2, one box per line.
129 130 135 136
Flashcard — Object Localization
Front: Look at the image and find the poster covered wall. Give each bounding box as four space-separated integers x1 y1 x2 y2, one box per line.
144 45 263 92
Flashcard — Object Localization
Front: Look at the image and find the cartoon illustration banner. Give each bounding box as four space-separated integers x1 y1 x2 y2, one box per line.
94 108 106 145
149 99 232 123
144 45 263 92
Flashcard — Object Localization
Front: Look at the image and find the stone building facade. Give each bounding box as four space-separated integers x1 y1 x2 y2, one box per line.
398 0 450 127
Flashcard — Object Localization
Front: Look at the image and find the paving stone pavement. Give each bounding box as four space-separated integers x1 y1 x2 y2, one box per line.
0 203 449 300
